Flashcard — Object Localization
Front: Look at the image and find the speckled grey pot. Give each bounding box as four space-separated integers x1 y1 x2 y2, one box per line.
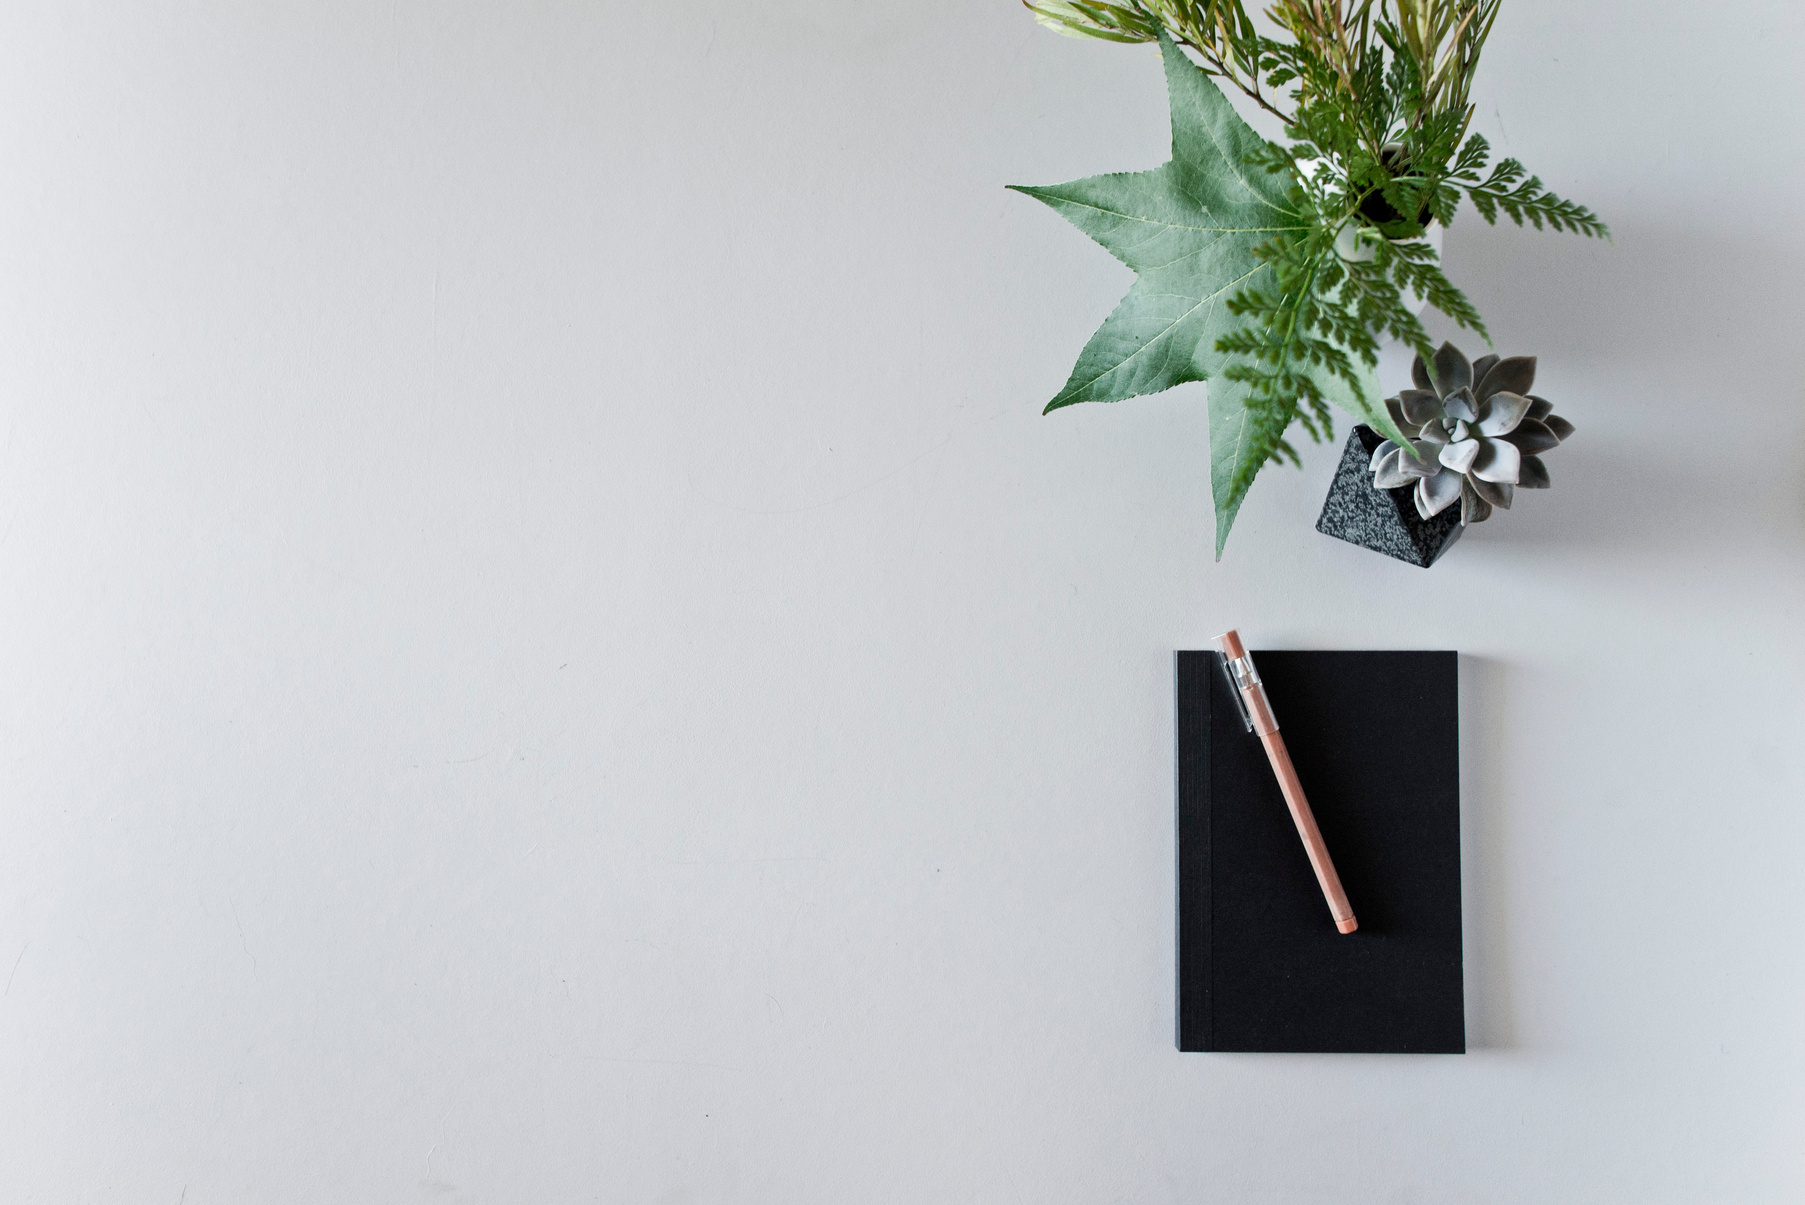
1316 425 1463 567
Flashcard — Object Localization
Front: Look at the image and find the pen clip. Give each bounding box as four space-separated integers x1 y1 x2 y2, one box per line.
1219 652 1254 733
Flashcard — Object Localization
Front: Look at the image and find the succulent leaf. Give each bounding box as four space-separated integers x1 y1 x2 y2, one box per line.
1526 396 1555 422
1411 355 1433 393
1472 476 1514 509
1385 397 1410 433
1461 481 1492 524
1471 437 1522 483
1470 354 1500 386
1518 455 1552 488
1477 391 1531 436
1545 414 1576 442
1402 441 1443 476
1398 389 1442 426
1503 418 1561 454
1416 469 1464 519
1439 438 1481 474
1476 356 1537 403
1442 386 1478 423
1372 448 1412 488
1431 342 1472 397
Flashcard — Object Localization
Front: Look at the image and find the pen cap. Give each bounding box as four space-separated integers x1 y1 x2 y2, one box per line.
1214 634 1254 732
1215 629 1278 735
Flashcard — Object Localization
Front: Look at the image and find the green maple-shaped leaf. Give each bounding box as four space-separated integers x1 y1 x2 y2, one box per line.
1010 34 1400 558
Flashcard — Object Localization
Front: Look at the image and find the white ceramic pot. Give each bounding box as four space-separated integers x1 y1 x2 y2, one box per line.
1333 220 1444 316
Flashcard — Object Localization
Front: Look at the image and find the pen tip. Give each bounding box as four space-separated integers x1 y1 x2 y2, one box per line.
1337 917 1359 935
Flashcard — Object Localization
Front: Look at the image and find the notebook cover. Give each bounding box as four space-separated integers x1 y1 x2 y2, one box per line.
1176 650 1464 1053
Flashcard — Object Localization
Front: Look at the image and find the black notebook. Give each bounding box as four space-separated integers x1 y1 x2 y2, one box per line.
1176 650 1464 1053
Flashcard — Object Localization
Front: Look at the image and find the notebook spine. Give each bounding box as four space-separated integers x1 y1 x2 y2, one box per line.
1175 652 1214 1051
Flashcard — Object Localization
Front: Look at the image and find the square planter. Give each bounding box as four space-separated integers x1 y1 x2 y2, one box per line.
1316 425 1463 567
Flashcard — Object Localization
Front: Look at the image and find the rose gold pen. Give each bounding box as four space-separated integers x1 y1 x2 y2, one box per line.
1216 630 1358 934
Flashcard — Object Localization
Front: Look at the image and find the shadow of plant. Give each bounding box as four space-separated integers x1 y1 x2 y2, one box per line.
1423 218 1805 553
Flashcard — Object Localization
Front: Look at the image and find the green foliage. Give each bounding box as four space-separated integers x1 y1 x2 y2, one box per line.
1010 36 1398 556
1016 1 1606 556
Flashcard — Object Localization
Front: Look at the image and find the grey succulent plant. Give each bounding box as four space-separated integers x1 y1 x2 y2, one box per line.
1370 342 1574 525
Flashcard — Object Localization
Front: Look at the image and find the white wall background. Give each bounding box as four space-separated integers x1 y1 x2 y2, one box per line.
2 2 1801 1201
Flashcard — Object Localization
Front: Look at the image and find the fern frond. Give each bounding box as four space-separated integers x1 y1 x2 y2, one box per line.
1465 156 1610 238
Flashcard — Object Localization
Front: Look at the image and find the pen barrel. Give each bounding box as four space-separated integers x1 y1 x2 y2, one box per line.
1259 730 1358 933
1241 684 1279 736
